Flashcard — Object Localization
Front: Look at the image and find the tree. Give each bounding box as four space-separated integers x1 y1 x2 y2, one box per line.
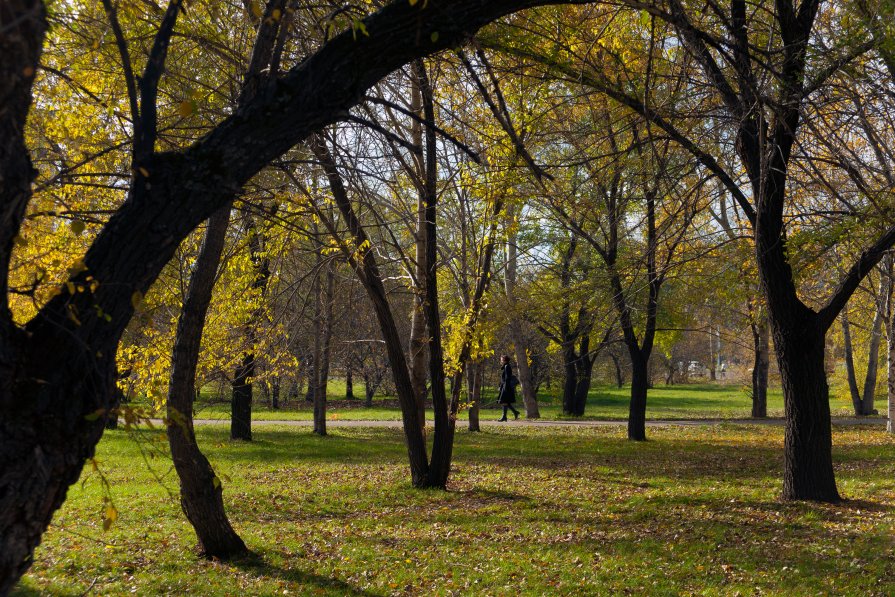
1 0 597 589
490 0 895 499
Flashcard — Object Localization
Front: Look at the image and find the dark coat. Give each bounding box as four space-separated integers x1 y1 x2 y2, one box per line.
497 362 517 404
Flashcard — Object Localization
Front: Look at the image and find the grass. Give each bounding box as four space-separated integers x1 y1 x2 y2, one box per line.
15 423 895 595
185 382 865 422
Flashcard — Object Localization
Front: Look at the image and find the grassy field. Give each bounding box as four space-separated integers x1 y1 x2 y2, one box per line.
14 423 895 595
186 382 866 422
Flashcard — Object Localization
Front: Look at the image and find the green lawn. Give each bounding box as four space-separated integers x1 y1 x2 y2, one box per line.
15 423 895 595
185 382 864 422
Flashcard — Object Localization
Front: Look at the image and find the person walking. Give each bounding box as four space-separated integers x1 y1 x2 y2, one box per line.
497 354 520 421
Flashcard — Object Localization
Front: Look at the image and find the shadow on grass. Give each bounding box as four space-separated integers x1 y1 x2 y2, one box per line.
233 553 384 596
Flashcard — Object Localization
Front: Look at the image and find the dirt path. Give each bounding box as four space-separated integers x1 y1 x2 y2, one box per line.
174 417 887 428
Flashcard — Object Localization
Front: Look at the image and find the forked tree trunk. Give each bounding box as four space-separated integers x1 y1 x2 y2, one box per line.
167 206 247 558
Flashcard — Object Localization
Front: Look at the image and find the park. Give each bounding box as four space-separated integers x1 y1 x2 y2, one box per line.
2 0 895 594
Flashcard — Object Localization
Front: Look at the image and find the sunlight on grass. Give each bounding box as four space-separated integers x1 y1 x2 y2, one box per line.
16 424 895 596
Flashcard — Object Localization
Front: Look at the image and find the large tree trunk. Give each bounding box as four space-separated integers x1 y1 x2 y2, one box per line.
504 203 540 418
627 350 649 441
418 61 455 489
572 337 593 416
231 352 254 441
774 316 839 501
750 311 769 418
407 65 430 431
841 311 863 416
167 206 247 558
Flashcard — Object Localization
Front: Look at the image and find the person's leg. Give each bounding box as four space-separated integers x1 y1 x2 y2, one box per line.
499 405 508 421
511 404 520 418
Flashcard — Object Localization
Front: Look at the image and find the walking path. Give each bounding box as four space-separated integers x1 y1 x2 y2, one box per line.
178 416 888 428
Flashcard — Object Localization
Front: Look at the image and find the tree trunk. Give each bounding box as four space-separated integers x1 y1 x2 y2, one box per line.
628 350 648 441
610 352 624 388
314 260 335 436
561 344 578 415
468 361 481 432
345 363 354 399
888 313 895 433
751 312 769 418
775 317 839 502
271 377 280 409
861 277 887 415
841 310 863 416
364 373 375 407
418 61 455 489
572 335 593 416
504 203 540 418
167 206 247 558
231 352 254 441
407 65 429 431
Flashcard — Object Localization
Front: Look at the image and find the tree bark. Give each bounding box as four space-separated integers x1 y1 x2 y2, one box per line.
628 350 649 441
775 316 838 501
407 64 430 431
314 259 335 436
231 352 254 441
610 352 624 388
750 311 769 418
861 276 887 415
841 311 863 416
467 361 481 432
167 206 247 558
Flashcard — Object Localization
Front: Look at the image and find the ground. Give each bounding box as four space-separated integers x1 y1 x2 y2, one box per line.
14 418 895 596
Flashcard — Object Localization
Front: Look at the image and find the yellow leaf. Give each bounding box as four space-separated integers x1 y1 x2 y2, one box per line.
250 0 262 18
70 220 85 235
177 100 193 117
131 290 144 310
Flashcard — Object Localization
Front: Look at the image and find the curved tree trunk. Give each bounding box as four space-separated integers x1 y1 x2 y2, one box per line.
167 206 247 558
